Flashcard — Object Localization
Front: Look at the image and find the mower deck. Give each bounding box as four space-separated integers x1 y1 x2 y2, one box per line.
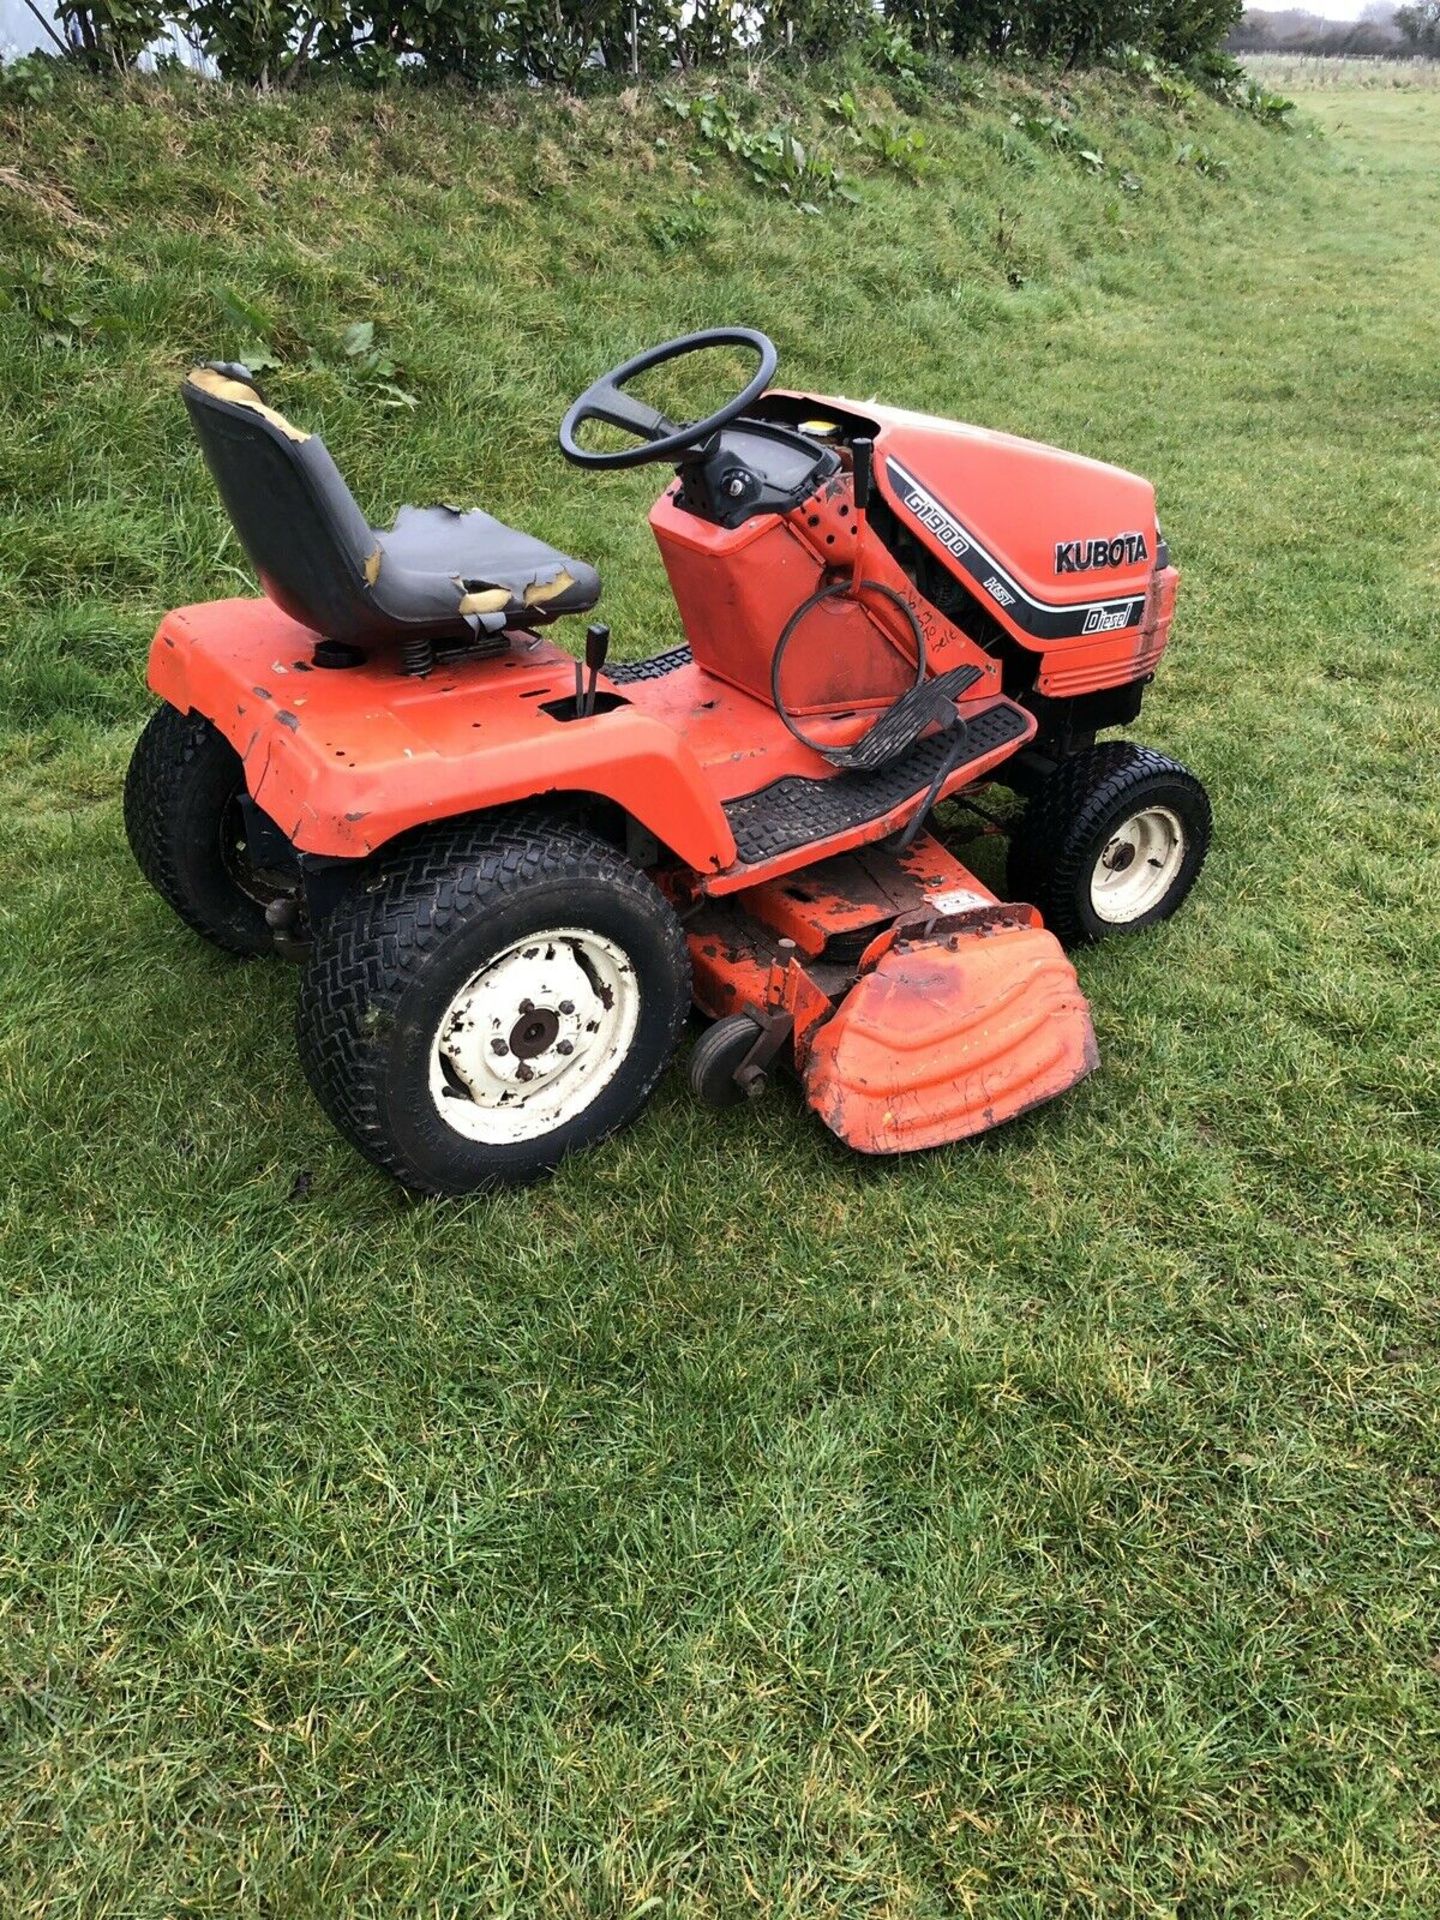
686 830 1098 1153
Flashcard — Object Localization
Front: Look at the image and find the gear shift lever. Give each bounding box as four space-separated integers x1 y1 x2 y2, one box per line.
581 622 610 717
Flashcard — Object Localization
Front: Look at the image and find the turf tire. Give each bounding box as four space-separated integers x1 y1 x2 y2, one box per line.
124 703 283 958
1006 741 1211 948
295 814 691 1195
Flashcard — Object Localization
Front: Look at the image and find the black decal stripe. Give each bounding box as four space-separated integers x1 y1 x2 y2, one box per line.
885 457 1145 641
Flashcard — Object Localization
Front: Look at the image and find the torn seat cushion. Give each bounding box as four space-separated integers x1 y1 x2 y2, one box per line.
182 363 601 644
372 504 600 628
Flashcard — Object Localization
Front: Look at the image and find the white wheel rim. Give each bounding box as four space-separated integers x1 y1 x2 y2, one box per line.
428 927 640 1144
1090 805 1187 925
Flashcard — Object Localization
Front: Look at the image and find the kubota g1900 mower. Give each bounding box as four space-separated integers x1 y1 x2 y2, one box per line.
126 329 1210 1194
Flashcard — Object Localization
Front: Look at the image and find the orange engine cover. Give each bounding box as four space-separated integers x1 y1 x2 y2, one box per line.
802 918 1098 1153
756 392 1181 700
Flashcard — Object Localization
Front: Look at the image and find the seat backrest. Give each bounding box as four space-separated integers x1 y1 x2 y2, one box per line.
181 366 385 645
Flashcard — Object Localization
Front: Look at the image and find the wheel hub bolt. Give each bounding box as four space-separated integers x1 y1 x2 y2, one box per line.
558 1000 575 1015
491 1038 509 1055
556 1040 574 1056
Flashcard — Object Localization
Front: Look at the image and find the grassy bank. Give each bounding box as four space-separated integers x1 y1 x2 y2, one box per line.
3 62 1438 1917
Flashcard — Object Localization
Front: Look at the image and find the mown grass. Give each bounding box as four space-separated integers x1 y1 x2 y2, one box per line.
2 59 1438 1918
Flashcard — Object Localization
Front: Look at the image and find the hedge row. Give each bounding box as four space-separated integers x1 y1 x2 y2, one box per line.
48 2 1243 90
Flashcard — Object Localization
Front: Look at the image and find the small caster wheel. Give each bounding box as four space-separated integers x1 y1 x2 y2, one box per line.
689 1013 767 1109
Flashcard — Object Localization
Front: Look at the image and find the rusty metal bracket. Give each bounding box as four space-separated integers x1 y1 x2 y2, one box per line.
732 935 802 1096
892 902 1037 949
734 1003 796 1098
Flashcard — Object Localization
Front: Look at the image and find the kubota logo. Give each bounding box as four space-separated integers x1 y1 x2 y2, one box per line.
1055 532 1150 574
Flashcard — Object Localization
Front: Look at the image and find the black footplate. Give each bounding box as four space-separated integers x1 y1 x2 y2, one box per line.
818 664 982 772
608 644 692 684
724 698 1031 869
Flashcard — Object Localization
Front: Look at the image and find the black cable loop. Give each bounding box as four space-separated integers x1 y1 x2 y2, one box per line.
769 577 927 763
894 724 973 853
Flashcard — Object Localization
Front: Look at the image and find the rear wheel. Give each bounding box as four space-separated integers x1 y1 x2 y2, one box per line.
1006 742 1211 947
124 704 295 957
296 815 691 1194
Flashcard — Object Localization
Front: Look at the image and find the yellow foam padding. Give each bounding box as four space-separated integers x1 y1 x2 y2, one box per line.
457 569 574 617
186 366 311 443
457 586 511 615
524 568 574 606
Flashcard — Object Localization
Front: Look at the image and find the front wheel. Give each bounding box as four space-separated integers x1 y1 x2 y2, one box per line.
296 815 691 1194
1006 742 1211 947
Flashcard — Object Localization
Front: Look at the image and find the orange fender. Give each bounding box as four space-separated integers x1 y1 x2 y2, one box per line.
147 598 737 869
802 921 1098 1152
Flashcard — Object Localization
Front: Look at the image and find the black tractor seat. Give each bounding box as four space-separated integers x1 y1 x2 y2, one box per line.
181 365 600 651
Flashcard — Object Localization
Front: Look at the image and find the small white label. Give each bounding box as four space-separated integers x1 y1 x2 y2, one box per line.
929 887 989 914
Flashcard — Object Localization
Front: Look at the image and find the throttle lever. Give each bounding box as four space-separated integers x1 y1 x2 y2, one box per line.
581 622 610 717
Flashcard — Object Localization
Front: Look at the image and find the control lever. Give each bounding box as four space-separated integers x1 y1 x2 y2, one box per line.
851 437 873 513
580 622 610 717
850 439 874 592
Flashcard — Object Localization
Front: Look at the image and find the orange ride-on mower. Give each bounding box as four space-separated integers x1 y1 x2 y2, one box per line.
125 330 1211 1194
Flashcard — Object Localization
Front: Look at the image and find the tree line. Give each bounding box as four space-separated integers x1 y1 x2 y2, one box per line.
1227 3 1440 58
39 2 1245 90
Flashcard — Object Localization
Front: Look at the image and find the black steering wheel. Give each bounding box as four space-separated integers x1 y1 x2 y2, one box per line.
559 327 778 471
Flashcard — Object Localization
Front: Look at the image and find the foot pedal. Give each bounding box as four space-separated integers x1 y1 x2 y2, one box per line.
820 664 982 772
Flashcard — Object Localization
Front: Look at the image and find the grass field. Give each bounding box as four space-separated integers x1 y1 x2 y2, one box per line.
1240 51 1440 90
2 57 1438 1918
